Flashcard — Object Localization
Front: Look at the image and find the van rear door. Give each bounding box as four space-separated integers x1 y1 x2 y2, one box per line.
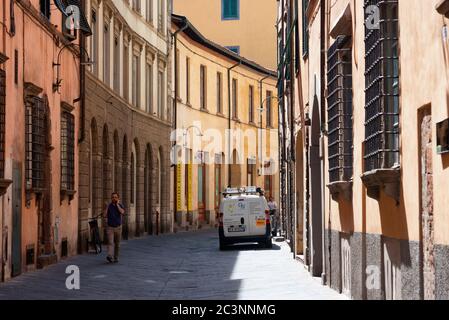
223 197 250 238
248 197 268 236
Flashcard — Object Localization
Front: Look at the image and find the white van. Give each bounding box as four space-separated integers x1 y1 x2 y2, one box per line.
218 187 272 250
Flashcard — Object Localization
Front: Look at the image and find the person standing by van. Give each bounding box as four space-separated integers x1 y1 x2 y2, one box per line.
267 196 278 236
105 192 125 263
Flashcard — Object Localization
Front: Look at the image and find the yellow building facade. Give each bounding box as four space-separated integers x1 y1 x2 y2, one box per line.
172 0 278 70
172 14 279 229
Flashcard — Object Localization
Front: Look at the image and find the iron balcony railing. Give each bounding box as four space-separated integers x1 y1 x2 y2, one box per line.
327 35 353 183
363 0 399 172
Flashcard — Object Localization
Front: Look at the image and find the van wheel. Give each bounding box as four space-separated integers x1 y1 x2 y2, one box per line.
219 239 226 251
265 238 272 249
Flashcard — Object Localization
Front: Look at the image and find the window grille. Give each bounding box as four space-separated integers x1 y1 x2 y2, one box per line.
327 36 353 183
25 97 48 191
61 111 75 191
0 69 5 179
364 0 399 172
302 0 309 56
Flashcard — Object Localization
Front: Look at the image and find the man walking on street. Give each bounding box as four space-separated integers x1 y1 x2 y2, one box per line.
105 192 125 263
267 196 279 237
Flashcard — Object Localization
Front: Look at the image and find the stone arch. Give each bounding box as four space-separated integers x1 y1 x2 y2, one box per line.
295 130 304 256
113 130 120 193
154 146 163 234
144 143 154 234
133 138 143 236
122 134 129 239
102 124 112 216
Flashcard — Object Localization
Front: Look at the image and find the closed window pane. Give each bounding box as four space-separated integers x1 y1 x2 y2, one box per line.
222 0 239 19
200 65 207 109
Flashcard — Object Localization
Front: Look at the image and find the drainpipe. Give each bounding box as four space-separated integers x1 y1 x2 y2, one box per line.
227 61 241 187
258 74 270 172
171 19 188 225
78 2 87 144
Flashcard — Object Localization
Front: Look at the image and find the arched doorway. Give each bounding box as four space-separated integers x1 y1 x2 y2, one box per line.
310 96 323 276
122 135 129 239
144 144 153 234
113 130 120 194
102 125 111 239
295 131 304 256
230 149 242 187
155 147 162 234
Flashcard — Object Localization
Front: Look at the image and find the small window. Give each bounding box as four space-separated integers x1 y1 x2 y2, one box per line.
222 0 239 20
113 36 120 93
132 54 140 107
91 9 98 76
40 0 51 20
61 110 75 192
146 0 153 22
123 44 130 101
266 91 272 127
104 24 111 85
146 63 153 113
200 65 207 110
186 57 191 104
249 86 254 123
158 70 164 118
232 78 238 119
217 72 223 114
132 0 141 13
176 50 180 98
225 46 240 54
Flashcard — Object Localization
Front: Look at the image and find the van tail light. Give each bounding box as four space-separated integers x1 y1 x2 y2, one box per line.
219 212 224 227
265 210 270 224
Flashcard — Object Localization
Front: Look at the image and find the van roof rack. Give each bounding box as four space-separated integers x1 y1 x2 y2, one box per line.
222 186 264 197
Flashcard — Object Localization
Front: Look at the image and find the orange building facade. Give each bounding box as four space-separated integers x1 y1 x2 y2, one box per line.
0 0 90 281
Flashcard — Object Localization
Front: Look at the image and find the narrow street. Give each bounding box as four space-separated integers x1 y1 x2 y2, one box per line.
0 229 347 300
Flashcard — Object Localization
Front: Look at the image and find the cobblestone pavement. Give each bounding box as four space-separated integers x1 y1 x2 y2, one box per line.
0 229 348 300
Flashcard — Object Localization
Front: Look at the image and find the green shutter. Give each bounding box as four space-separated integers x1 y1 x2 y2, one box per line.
223 0 238 19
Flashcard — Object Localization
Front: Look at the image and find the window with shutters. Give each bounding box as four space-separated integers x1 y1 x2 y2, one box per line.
25 97 48 192
327 36 353 184
200 65 207 110
40 0 51 20
363 0 399 173
222 0 239 20
249 85 254 124
146 63 153 113
186 57 191 104
232 78 238 120
302 0 309 56
266 90 273 128
61 110 75 193
217 72 223 114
